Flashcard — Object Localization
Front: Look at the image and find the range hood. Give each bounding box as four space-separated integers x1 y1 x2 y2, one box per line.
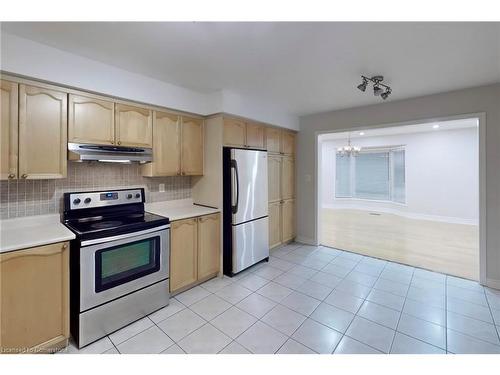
68 143 152 163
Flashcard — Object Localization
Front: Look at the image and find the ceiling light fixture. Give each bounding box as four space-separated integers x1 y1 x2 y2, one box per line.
337 133 361 157
357 75 392 100
359 131 365 136
433 124 440 129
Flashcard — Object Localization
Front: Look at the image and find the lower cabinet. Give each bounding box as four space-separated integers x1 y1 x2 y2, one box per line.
268 199 295 249
0 242 69 353
170 213 220 294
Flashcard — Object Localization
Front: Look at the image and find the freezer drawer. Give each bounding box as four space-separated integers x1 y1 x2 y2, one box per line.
231 217 269 274
230 148 268 224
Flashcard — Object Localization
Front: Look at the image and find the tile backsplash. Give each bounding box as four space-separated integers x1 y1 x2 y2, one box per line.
0 162 192 219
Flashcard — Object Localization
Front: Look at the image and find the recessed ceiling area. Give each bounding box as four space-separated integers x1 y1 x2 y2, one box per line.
319 117 479 141
1 22 499 116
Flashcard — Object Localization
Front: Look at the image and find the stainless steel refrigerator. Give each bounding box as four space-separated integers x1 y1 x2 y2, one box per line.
223 147 269 276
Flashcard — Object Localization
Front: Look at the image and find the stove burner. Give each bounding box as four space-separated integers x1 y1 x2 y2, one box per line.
90 220 123 230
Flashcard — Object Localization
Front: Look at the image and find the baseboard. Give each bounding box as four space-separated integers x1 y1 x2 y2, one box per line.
485 278 500 290
322 204 478 226
295 236 318 246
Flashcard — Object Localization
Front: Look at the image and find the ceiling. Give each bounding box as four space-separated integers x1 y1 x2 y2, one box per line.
2 22 499 116
319 117 479 140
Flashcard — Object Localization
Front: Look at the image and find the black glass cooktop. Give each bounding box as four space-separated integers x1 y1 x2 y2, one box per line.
65 212 169 241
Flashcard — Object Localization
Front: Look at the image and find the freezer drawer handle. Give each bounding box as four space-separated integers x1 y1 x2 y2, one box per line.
231 159 239 214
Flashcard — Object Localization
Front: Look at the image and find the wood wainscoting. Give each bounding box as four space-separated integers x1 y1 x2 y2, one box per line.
320 208 479 280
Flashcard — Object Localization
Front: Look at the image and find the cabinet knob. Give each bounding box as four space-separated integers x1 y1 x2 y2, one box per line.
110 140 115 145
8 173 15 179
62 243 68 249
117 141 122 145
181 172 185 176
21 174 28 179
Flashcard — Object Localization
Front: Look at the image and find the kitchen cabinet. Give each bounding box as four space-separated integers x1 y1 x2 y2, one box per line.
281 199 296 243
223 117 265 149
18 84 67 179
245 121 265 149
142 112 204 177
68 94 115 145
281 131 296 155
1 80 18 180
197 213 221 280
170 218 198 293
223 117 246 147
268 155 282 203
115 103 153 148
170 213 221 294
181 116 204 175
0 242 69 353
268 201 282 249
265 127 281 154
142 112 181 176
281 156 295 200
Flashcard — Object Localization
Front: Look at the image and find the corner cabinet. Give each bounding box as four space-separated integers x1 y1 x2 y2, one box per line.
18 84 68 179
0 242 69 353
1 80 18 180
170 213 220 295
115 103 153 148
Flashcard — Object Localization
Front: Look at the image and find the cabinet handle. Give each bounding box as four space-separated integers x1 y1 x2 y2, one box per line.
8 173 15 179
181 172 185 176
21 174 28 179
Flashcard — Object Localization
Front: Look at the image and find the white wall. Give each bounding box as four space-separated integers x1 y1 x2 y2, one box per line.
0 32 299 130
320 127 479 225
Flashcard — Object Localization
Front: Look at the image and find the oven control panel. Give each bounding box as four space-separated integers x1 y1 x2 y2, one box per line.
68 189 144 210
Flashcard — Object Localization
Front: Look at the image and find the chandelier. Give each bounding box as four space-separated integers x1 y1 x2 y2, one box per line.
337 133 361 157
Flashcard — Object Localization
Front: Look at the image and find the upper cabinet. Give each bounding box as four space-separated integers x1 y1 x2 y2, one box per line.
18 84 67 179
115 103 153 148
181 116 204 176
1 80 18 180
142 111 204 177
223 116 265 149
265 128 296 155
68 94 115 145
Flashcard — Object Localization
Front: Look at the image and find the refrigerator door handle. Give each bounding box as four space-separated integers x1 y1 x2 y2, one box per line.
231 159 239 214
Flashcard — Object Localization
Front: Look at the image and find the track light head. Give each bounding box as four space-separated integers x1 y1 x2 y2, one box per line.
373 85 383 96
381 88 392 100
357 78 368 92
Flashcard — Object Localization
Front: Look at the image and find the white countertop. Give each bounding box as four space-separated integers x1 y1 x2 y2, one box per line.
146 199 220 221
0 214 76 254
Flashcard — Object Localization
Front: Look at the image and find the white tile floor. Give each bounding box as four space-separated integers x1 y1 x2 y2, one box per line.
58 242 500 354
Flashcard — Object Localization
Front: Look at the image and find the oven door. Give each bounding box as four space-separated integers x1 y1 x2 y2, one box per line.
79 227 169 312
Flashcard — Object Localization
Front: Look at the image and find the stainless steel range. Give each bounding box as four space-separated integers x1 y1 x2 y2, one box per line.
63 188 170 348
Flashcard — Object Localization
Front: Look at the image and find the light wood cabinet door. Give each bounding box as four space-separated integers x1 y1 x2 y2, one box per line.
18 84 67 179
68 94 115 145
265 127 281 154
268 155 282 203
223 117 246 147
246 122 265 149
1 80 18 180
181 116 204 176
142 111 180 176
170 218 198 293
281 156 295 200
281 131 296 155
197 213 221 279
115 103 153 148
0 242 69 353
282 199 295 243
269 202 282 249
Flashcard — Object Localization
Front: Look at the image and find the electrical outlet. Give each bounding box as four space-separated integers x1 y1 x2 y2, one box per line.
159 183 165 192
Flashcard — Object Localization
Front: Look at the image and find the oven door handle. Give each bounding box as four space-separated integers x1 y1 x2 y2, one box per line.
80 225 170 247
